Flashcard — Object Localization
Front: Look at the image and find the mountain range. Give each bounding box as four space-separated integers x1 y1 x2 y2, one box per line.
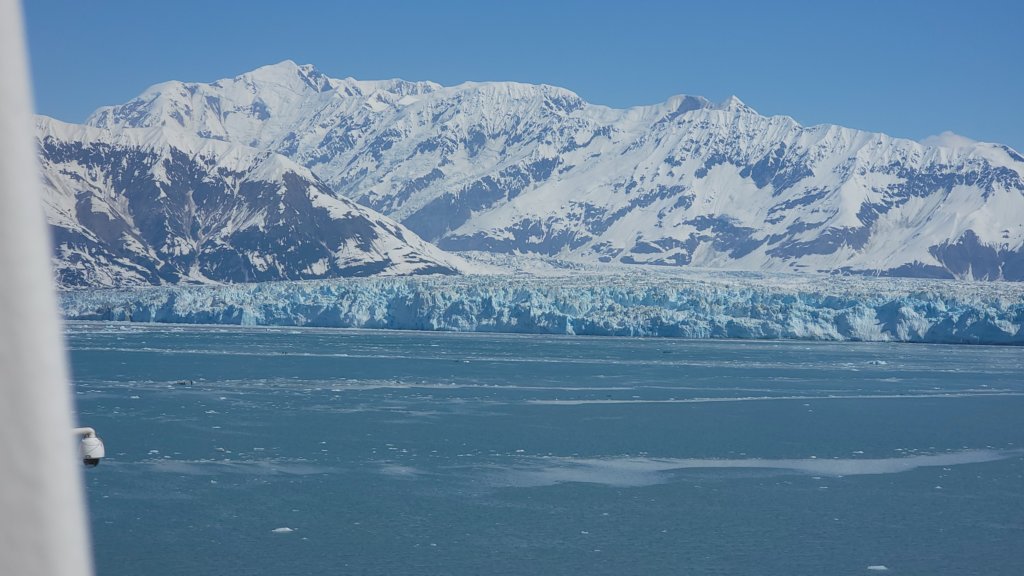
39 61 1024 287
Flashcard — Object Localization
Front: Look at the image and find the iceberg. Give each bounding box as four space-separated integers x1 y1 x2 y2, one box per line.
59 272 1024 345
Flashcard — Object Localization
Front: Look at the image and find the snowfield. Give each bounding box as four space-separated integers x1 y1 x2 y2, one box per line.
60 271 1024 344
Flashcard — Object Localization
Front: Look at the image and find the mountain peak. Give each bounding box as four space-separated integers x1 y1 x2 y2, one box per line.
242 60 332 92
719 95 752 112
919 131 979 150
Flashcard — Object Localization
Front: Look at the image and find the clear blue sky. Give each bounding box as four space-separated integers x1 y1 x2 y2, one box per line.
23 0 1024 150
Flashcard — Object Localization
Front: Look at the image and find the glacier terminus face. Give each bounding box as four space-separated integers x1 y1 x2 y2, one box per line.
61 271 1024 345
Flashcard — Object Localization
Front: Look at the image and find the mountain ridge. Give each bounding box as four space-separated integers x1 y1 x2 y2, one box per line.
37 115 471 288
51 61 1024 282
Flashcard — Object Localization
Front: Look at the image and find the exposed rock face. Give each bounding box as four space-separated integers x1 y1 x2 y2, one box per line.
38 117 467 288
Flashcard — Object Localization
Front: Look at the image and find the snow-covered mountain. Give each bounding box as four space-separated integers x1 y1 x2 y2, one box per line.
37 117 467 288
81 61 1024 280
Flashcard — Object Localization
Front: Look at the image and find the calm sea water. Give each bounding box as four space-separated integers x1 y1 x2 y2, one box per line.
67 322 1024 576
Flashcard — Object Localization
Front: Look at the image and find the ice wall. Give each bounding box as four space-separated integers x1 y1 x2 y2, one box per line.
60 273 1024 344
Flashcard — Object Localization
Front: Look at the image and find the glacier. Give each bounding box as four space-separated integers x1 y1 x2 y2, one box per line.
60 272 1024 344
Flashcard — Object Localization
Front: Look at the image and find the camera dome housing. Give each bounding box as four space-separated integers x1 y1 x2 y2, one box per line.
74 428 105 467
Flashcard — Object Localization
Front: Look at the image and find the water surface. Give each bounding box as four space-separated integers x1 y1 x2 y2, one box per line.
69 323 1024 575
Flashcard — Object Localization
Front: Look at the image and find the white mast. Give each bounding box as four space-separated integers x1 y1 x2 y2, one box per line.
0 1 94 574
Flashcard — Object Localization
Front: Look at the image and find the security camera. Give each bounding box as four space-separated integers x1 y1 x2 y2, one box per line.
73 427 105 467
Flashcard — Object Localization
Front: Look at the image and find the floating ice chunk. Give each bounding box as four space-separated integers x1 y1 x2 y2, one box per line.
491 449 1020 488
271 527 294 533
867 566 889 571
